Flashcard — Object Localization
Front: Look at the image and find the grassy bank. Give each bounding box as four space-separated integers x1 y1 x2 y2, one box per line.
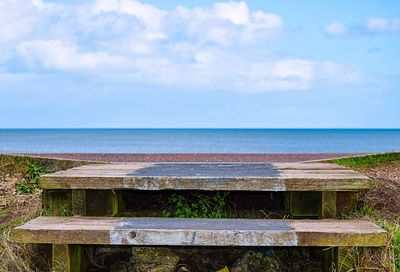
0 155 90 272
332 152 400 168
332 152 400 271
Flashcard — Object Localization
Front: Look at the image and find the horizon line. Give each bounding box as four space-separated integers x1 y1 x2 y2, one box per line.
1 128 400 130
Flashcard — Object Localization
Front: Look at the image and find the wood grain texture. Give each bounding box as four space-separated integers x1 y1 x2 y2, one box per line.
52 244 69 272
42 190 71 216
321 192 337 219
52 244 83 272
71 190 86 215
13 217 387 247
41 163 370 191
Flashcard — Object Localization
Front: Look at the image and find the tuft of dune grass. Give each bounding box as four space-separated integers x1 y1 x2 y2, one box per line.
0 154 90 272
332 153 400 271
0 206 51 272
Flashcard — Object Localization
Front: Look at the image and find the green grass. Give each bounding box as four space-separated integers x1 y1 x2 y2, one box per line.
332 152 400 168
16 164 44 195
0 210 8 219
333 152 400 271
162 192 229 218
343 204 400 271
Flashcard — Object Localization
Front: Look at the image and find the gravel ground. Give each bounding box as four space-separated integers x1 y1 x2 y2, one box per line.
24 153 360 163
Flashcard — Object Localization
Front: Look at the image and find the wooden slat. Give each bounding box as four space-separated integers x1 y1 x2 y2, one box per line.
13 217 387 247
41 163 370 191
273 163 349 170
40 176 371 191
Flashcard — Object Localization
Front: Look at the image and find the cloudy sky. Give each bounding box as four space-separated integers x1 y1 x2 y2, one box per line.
0 0 399 128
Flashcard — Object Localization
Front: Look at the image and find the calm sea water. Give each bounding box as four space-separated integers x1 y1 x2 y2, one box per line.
0 129 399 154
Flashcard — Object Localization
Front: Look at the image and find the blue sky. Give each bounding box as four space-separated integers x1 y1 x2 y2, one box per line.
0 0 399 128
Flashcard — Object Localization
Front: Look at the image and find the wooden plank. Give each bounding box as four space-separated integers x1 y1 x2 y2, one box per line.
13 217 387 247
280 169 363 175
66 162 348 170
43 163 366 178
273 163 349 170
41 176 370 191
68 163 152 170
40 162 370 191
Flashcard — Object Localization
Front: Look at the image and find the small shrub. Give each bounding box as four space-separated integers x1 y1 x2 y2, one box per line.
16 164 44 195
162 192 229 218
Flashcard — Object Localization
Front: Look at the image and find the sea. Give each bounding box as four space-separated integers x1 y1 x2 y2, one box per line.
0 129 399 154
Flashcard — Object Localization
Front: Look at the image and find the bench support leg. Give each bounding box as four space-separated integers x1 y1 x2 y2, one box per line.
337 192 357 215
336 247 356 272
322 247 337 272
43 190 71 216
71 190 86 215
52 244 83 272
321 192 337 219
322 247 354 272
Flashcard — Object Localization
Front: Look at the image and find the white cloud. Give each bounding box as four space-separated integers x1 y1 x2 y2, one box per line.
237 60 314 91
313 62 361 87
212 2 251 25
16 40 130 71
324 22 348 37
31 0 56 11
366 18 400 34
0 1 38 45
235 60 360 92
92 0 167 39
0 0 362 92
175 1 282 46
324 17 400 37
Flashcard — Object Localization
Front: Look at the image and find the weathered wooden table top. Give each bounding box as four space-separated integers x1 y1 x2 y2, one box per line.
41 162 370 191
14 216 386 247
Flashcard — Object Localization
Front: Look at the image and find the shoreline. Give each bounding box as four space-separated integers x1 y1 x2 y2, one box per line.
19 153 363 163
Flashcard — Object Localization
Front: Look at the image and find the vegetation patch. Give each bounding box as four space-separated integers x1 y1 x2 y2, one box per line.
85 246 323 272
162 192 229 218
332 152 400 168
16 164 44 195
0 154 90 272
332 152 400 271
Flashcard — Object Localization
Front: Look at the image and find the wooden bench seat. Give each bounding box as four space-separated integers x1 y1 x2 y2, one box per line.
41 162 370 191
13 216 386 247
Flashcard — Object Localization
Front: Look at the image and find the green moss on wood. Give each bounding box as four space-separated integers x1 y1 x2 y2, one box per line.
86 190 119 216
321 192 337 219
52 244 84 272
42 190 71 216
71 190 86 215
